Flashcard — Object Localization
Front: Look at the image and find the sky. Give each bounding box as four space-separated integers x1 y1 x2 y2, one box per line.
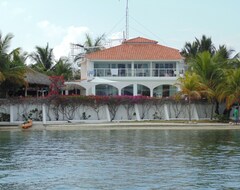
0 0 240 61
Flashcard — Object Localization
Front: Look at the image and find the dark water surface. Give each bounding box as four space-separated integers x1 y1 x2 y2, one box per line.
1 129 240 190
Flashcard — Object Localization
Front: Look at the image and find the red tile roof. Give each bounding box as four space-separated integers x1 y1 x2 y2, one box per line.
86 37 183 60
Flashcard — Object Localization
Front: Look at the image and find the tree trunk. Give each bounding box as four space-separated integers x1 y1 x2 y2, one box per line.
215 100 219 115
210 102 214 120
223 107 232 120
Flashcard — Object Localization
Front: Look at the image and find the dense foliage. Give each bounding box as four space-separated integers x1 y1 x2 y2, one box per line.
179 35 240 120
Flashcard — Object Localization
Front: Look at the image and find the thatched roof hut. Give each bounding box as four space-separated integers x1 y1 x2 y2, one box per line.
25 68 51 85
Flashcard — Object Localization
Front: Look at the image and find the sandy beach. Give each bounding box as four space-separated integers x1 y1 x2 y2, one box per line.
1 121 240 131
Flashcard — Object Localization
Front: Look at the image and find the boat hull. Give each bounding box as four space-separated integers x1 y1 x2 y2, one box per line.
22 120 33 129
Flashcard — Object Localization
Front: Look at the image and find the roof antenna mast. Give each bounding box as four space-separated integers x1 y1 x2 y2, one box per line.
125 0 129 40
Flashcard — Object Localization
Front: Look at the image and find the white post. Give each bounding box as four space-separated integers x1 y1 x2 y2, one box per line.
164 104 170 120
25 87 28 97
133 84 138 96
105 105 111 122
85 88 89 96
42 104 47 124
150 88 153 97
92 86 96 95
192 104 199 120
150 61 153 77
176 61 179 77
118 87 121 96
10 105 14 123
131 62 134 76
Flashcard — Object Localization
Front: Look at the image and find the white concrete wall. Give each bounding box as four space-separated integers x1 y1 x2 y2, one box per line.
1 101 228 123
80 60 88 79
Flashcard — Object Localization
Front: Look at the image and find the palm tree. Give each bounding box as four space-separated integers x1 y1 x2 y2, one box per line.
0 32 14 83
181 41 199 60
189 51 224 93
176 72 205 121
216 45 234 60
181 35 215 62
188 51 224 117
0 32 26 97
218 69 240 109
30 43 54 73
196 35 215 55
51 57 73 81
74 33 105 62
84 33 105 53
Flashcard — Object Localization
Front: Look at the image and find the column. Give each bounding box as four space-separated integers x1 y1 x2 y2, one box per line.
118 87 121 96
175 61 179 76
164 104 170 120
10 105 14 123
92 86 96 95
105 105 111 122
192 104 199 120
42 104 47 124
24 87 28 97
150 61 153 77
133 84 138 96
131 62 134 77
150 88 153 97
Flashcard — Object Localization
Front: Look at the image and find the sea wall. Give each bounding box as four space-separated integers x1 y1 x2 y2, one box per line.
0 96 227 124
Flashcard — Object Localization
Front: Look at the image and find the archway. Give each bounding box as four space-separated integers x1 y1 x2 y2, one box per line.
121 85 133 96
96 84 118 96
63 84 86 95
153 85 178 97
137 84 150 96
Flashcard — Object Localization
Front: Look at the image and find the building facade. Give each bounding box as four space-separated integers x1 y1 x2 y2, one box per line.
66 37 185 97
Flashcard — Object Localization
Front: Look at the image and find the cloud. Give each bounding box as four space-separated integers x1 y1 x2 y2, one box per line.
53 26 89 59
37 20 90 59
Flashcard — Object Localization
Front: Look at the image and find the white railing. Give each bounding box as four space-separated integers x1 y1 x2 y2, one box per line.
94 68 184 77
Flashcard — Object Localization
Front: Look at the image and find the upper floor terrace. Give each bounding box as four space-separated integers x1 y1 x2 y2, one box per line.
91 61 185 78
93 67 185 77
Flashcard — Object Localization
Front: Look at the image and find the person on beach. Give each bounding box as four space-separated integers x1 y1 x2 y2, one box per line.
233 107 239 124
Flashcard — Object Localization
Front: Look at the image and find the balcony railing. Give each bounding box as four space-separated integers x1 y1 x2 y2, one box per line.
93 68 184 77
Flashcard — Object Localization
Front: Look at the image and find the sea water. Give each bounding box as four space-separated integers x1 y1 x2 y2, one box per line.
0 129 240 189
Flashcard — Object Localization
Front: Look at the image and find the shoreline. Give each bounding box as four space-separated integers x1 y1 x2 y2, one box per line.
1 121 240 131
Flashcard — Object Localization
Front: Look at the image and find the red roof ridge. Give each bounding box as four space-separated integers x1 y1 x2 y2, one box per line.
123 37 158 44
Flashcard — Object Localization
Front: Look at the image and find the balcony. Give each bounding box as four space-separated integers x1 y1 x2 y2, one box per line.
93 68 184 77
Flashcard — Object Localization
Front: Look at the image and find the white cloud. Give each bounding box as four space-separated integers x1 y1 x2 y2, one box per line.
36 20 90 59
53 26 89 59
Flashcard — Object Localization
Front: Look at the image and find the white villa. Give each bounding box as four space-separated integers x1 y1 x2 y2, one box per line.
65 37 185 97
